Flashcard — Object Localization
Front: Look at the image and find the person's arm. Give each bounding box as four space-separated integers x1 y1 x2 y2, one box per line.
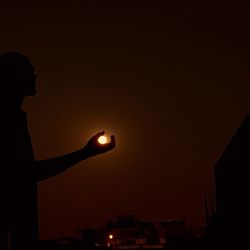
33 131 115 182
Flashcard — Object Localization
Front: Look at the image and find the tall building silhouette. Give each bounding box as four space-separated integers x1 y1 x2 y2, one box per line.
214 115 250 246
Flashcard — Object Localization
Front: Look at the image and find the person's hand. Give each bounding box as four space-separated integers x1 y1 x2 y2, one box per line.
83 131 116 157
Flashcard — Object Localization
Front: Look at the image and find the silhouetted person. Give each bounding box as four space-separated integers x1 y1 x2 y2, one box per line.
0 52 116 250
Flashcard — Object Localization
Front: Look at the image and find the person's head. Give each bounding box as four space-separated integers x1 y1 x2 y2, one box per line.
0 52 37 98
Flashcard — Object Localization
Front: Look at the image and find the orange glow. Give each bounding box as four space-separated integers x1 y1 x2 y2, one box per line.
109 234 114 239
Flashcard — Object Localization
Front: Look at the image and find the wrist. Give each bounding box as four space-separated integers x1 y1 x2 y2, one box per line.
80 147 94 159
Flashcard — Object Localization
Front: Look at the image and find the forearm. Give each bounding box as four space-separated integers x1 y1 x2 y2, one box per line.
34 147 93 182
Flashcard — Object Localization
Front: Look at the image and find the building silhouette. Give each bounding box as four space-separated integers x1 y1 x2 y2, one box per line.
102 215 190 250
208 115 250 247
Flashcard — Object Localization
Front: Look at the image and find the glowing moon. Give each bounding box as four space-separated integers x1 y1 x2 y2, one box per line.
98 135 108 144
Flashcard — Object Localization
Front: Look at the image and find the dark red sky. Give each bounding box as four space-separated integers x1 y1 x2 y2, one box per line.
1 1 250 239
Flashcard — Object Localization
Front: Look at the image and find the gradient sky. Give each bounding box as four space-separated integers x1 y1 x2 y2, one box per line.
1 1 250 239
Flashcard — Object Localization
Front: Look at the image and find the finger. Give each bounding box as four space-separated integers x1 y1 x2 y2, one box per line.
100 135 115 149
110 135 116 146
93 131 105 139
106 135 115 149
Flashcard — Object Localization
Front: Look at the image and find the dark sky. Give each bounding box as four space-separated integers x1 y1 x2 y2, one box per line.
1 1 250 239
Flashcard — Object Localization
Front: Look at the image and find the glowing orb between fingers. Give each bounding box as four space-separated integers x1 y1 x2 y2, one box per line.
98 135 108 144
